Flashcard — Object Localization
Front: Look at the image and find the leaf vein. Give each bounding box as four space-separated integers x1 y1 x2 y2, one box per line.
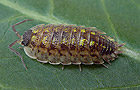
87 72 105 87
0 0 64 24
101 0 119 41
49 0 54 16
96 83 140 90
56 74 67 90
0 20 11 41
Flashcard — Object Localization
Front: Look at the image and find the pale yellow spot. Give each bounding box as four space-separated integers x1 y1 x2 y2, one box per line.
109 38 114 41
110 48 112 51
79 39 87 46
74 29 76 32
65 29 68 32
91 32 95 35
46 29 49 32
100 36 105 39
54 28 58 32
103 46 106 48
53 37 55 42
96 43 98 45
100 44 102 46
63 38 66 43
31 35 37 41
81 29 85 33
33 29 39 33
73 28 77 32
44 28 49 32
72 38 75 44
106 48 108 51
65 28 68 32
42 36 48 44
90 41 95 46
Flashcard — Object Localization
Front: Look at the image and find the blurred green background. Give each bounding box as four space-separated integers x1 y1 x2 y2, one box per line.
0 0 140 90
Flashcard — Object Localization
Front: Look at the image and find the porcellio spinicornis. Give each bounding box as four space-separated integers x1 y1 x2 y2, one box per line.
8 19 124 71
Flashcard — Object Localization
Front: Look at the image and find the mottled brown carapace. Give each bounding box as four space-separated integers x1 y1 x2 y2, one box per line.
9 19 124 71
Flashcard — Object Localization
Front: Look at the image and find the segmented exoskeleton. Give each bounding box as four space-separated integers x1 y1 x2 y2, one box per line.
8 19 124 71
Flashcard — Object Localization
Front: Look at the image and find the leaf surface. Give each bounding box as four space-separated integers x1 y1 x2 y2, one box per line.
0 0 140 90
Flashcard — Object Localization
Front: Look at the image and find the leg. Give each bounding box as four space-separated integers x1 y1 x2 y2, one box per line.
12 19 33 39
101 64 108 68
107 61 111 65
8 40 27 70
62 65 64 70
19 47 23 50
94 62 108 68
79 64 82 71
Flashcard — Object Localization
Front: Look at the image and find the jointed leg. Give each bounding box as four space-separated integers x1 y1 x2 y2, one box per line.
62 65 64 70
19 47 24 50
8 40 27 70
79 64 82 71
94 62 108 68
12 19 33 39
101 64 108 68
107 61 111 65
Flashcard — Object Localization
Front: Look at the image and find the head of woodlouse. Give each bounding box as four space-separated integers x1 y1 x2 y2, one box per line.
21 30 32 46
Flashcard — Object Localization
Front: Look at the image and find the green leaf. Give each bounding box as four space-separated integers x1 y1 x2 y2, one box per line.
0 0 140 90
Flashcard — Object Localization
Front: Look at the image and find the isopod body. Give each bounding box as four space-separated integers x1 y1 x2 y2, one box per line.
9 19 124 70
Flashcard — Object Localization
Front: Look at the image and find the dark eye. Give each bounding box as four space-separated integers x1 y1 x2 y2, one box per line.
22 30 32 46
21 41 28 46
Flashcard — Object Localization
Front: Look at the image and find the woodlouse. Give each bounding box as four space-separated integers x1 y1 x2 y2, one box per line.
8 19 124 71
